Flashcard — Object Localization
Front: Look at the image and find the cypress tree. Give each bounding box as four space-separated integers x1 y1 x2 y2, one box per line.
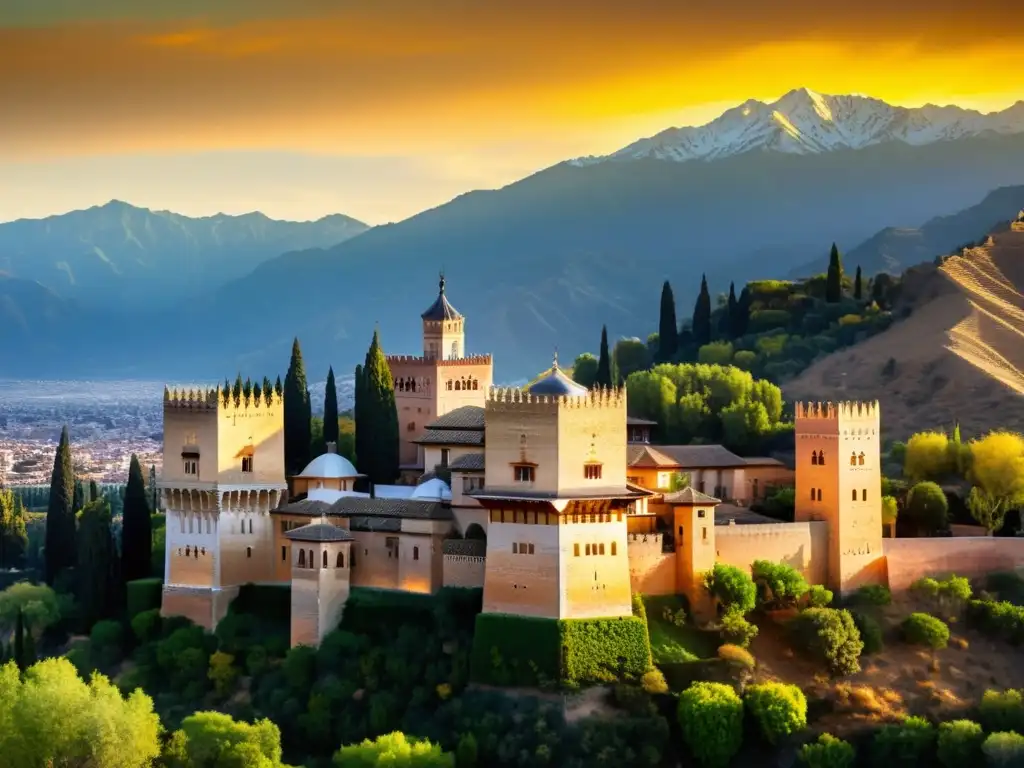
854 265 863 300
0 488 27 569
595 325 614 388
826 242 844 303
360 331 400 484
353 363 366 471
726 282 741 338
88 480 99 503
324 366 339 446
13 608 25 670
73 479 84 514
45 425 76 586
692 274 712 347
657 281 678 362
283 338 312 475
121 454 152 583
77 497 120 628
737 286 752 336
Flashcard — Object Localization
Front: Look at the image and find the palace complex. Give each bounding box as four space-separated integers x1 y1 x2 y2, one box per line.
159 277 1024 647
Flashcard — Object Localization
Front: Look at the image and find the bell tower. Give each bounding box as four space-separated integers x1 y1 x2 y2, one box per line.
421 273 465 361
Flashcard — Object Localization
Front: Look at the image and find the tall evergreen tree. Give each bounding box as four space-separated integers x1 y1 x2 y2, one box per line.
323 366 339 447
88 480 99 503
283 338 313 475
725 282 741 338
358 332 400 484
274 375 283 399
45 425 76 586
73 479 84 514
854 265 863 300
692 274 712 347
77 498 121 628
353 363 366 471
825 242 844 303
0 487 27 569
657 281 678 362
595 325 615 388
121 455 152 583
736 286 752 336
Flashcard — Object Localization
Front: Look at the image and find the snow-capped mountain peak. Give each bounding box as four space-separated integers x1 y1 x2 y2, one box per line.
571 90 1024 166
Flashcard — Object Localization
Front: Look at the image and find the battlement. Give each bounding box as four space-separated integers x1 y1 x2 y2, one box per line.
486 385 626 412
164 385 283 412
794 400 880 422
386 354 493 367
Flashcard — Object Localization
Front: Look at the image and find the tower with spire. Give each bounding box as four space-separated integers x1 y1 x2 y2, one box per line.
386 273 494 480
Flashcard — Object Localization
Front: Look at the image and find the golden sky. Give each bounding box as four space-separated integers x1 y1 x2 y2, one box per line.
2 0 1023 223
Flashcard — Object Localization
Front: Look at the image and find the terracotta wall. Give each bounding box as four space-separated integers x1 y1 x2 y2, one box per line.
626 533 675 595
715 521 829 587
443 555 486 587
883 537 1024 591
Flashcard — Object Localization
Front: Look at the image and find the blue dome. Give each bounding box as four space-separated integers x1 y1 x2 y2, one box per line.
527 359 588 397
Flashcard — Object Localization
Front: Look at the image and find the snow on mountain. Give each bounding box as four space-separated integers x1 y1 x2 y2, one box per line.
572 88 1024 165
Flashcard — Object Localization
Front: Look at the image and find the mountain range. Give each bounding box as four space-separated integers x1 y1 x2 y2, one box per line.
3 89 1024 381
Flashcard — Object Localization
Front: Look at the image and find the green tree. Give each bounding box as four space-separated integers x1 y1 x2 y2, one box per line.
357 331 400 485
906 481 949 535
854 266 863 300
613 338 650 381
121 454 152 583
703 563 756 616
88 480 99 503
0 487 28 569
572 353 598 389
736 285 752 336
354 363 366 470
72 479 84 515
334 731 454 767
904 431 954 482
937 720 984 768
677 682 744 768
799 733 855 768
882 495 898 537
13 608 26 670
165 710 288 767
45 425 76 586
77 498 121 628
284 338 313 475
324 366 339 447
725 282 741 338
594 325 617 388
966 431 1024 535
744 682 807 745
826 243 844 303
0 583 65 636
657 280 678 362
692 274 712 347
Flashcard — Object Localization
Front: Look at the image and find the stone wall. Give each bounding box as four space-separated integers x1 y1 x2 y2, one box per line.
444 555 486 587
160 585 239 630
715 521 829 586
626 532 675 595
883 537 1024 591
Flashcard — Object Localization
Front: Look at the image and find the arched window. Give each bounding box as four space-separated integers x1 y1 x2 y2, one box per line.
246 546 252 559
185 545 191 557
850 452 857 466
852 489 857 501
413 546 419 561
816 488 822 501
298 549 306 568
861 489 867 501
454 380 461 391
451 341 459 358
337 551 345 568
611 541 617 556
397 379 404 392
447 380 453 390
472 379 479 390
411 378 417 392
308 550 314 568
811 452 819 466
810 487 816 501
323 550 328 568
818 451 825 465
858 452 865 466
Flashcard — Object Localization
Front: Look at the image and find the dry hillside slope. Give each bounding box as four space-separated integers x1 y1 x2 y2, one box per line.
785 220 1024 440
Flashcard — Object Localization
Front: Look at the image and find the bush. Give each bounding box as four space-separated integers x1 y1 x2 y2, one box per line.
872 716 935 766
89 619 124 668
790 608 863 676
130 609 161 644
799 733 855 768
720 610 759 648
847 584 892 607
902 613 950 650
966 599 1024 643
744 682 807 745
979 690 1024 733
751 560 809 608
703 564 757 616
910 575 972 618
641 668 669 695
906 481 950 534
677 682 744 768
559 617 652 683
125 578 162 620
807 585 833 608
717 644 755 671
851 610 883 655
936 720 984 768
982 732 1024 767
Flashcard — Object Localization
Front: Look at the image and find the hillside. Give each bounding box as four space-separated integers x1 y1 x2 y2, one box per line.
0 201 368 310
790 186 1024 277
784 220 1024 441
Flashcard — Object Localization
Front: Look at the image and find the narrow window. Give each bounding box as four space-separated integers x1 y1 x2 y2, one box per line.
440 449 450 467
298 549 306 567
413 546 419 561
447 380 453 390
599 543 605 555
337 551 345 568
584 464 603 480
473 380 479 390
810 487 816 501
527 543 535 555
512 542 518 554
819 452 825 465
702 527 707 541
611 541 617 556
246 546 252 559
811 452 818 466
585 543 591 556
862 488 867 501
858 452 865 466
816 488 822 501
850 452 857 466
852 489 857 501
241 456 253 473
574 543 580 557
281 546 287 562
249 519 253 534
308 549 314 568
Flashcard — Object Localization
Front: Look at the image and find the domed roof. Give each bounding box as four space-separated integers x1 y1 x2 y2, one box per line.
421 274 462 321
527 353 588 397
411 477 452 502
298 450 361 479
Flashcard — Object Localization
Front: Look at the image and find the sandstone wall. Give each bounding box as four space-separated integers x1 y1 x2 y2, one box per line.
883 537 1024 591
715 521 829 586
443 555 486 587
626 533 675 595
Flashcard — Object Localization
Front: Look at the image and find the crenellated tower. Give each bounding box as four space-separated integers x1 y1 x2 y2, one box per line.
387 275 494 477
794 400 885 594
160 383 289 628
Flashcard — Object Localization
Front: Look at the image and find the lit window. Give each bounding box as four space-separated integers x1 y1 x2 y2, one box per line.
241 456 254 473
514 465 535 483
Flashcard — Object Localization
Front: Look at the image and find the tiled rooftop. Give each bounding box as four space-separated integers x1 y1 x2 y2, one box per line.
425 406 485 431
412 429 484 447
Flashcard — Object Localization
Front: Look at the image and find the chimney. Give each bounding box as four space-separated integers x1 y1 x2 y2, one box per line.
326 442 337 454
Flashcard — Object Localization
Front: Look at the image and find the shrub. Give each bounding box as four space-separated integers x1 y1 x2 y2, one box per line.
559 617 652 683
751 560 809 608
936 720 984 768
130 608 161 644
798 733 855 768
720 610 759 648
744 682 807 745
966 599 1024 643
698 342 735 366
677 682 744 768
613 683 657 716
703 564 757 616
790 608 863 676
902 613 950 650
641 668 669 695
983 732 1024 767
848 584 892 607
89 619 124 668
208 650 238 697
717 644 755 671
125 578 162 620
807 585 833 608
906 481 950 534
979 690 1024 733
910 575 972 618
850 610 883 655
871 716 935 767
986 572 1024 604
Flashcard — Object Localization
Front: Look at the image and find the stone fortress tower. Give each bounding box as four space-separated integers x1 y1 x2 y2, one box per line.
793 401 885 594
388 275 494 479
471 359 643 620
285 520 353 647
160 386 288 628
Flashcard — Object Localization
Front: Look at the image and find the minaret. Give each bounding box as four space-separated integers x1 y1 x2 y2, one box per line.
421 273 465 361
